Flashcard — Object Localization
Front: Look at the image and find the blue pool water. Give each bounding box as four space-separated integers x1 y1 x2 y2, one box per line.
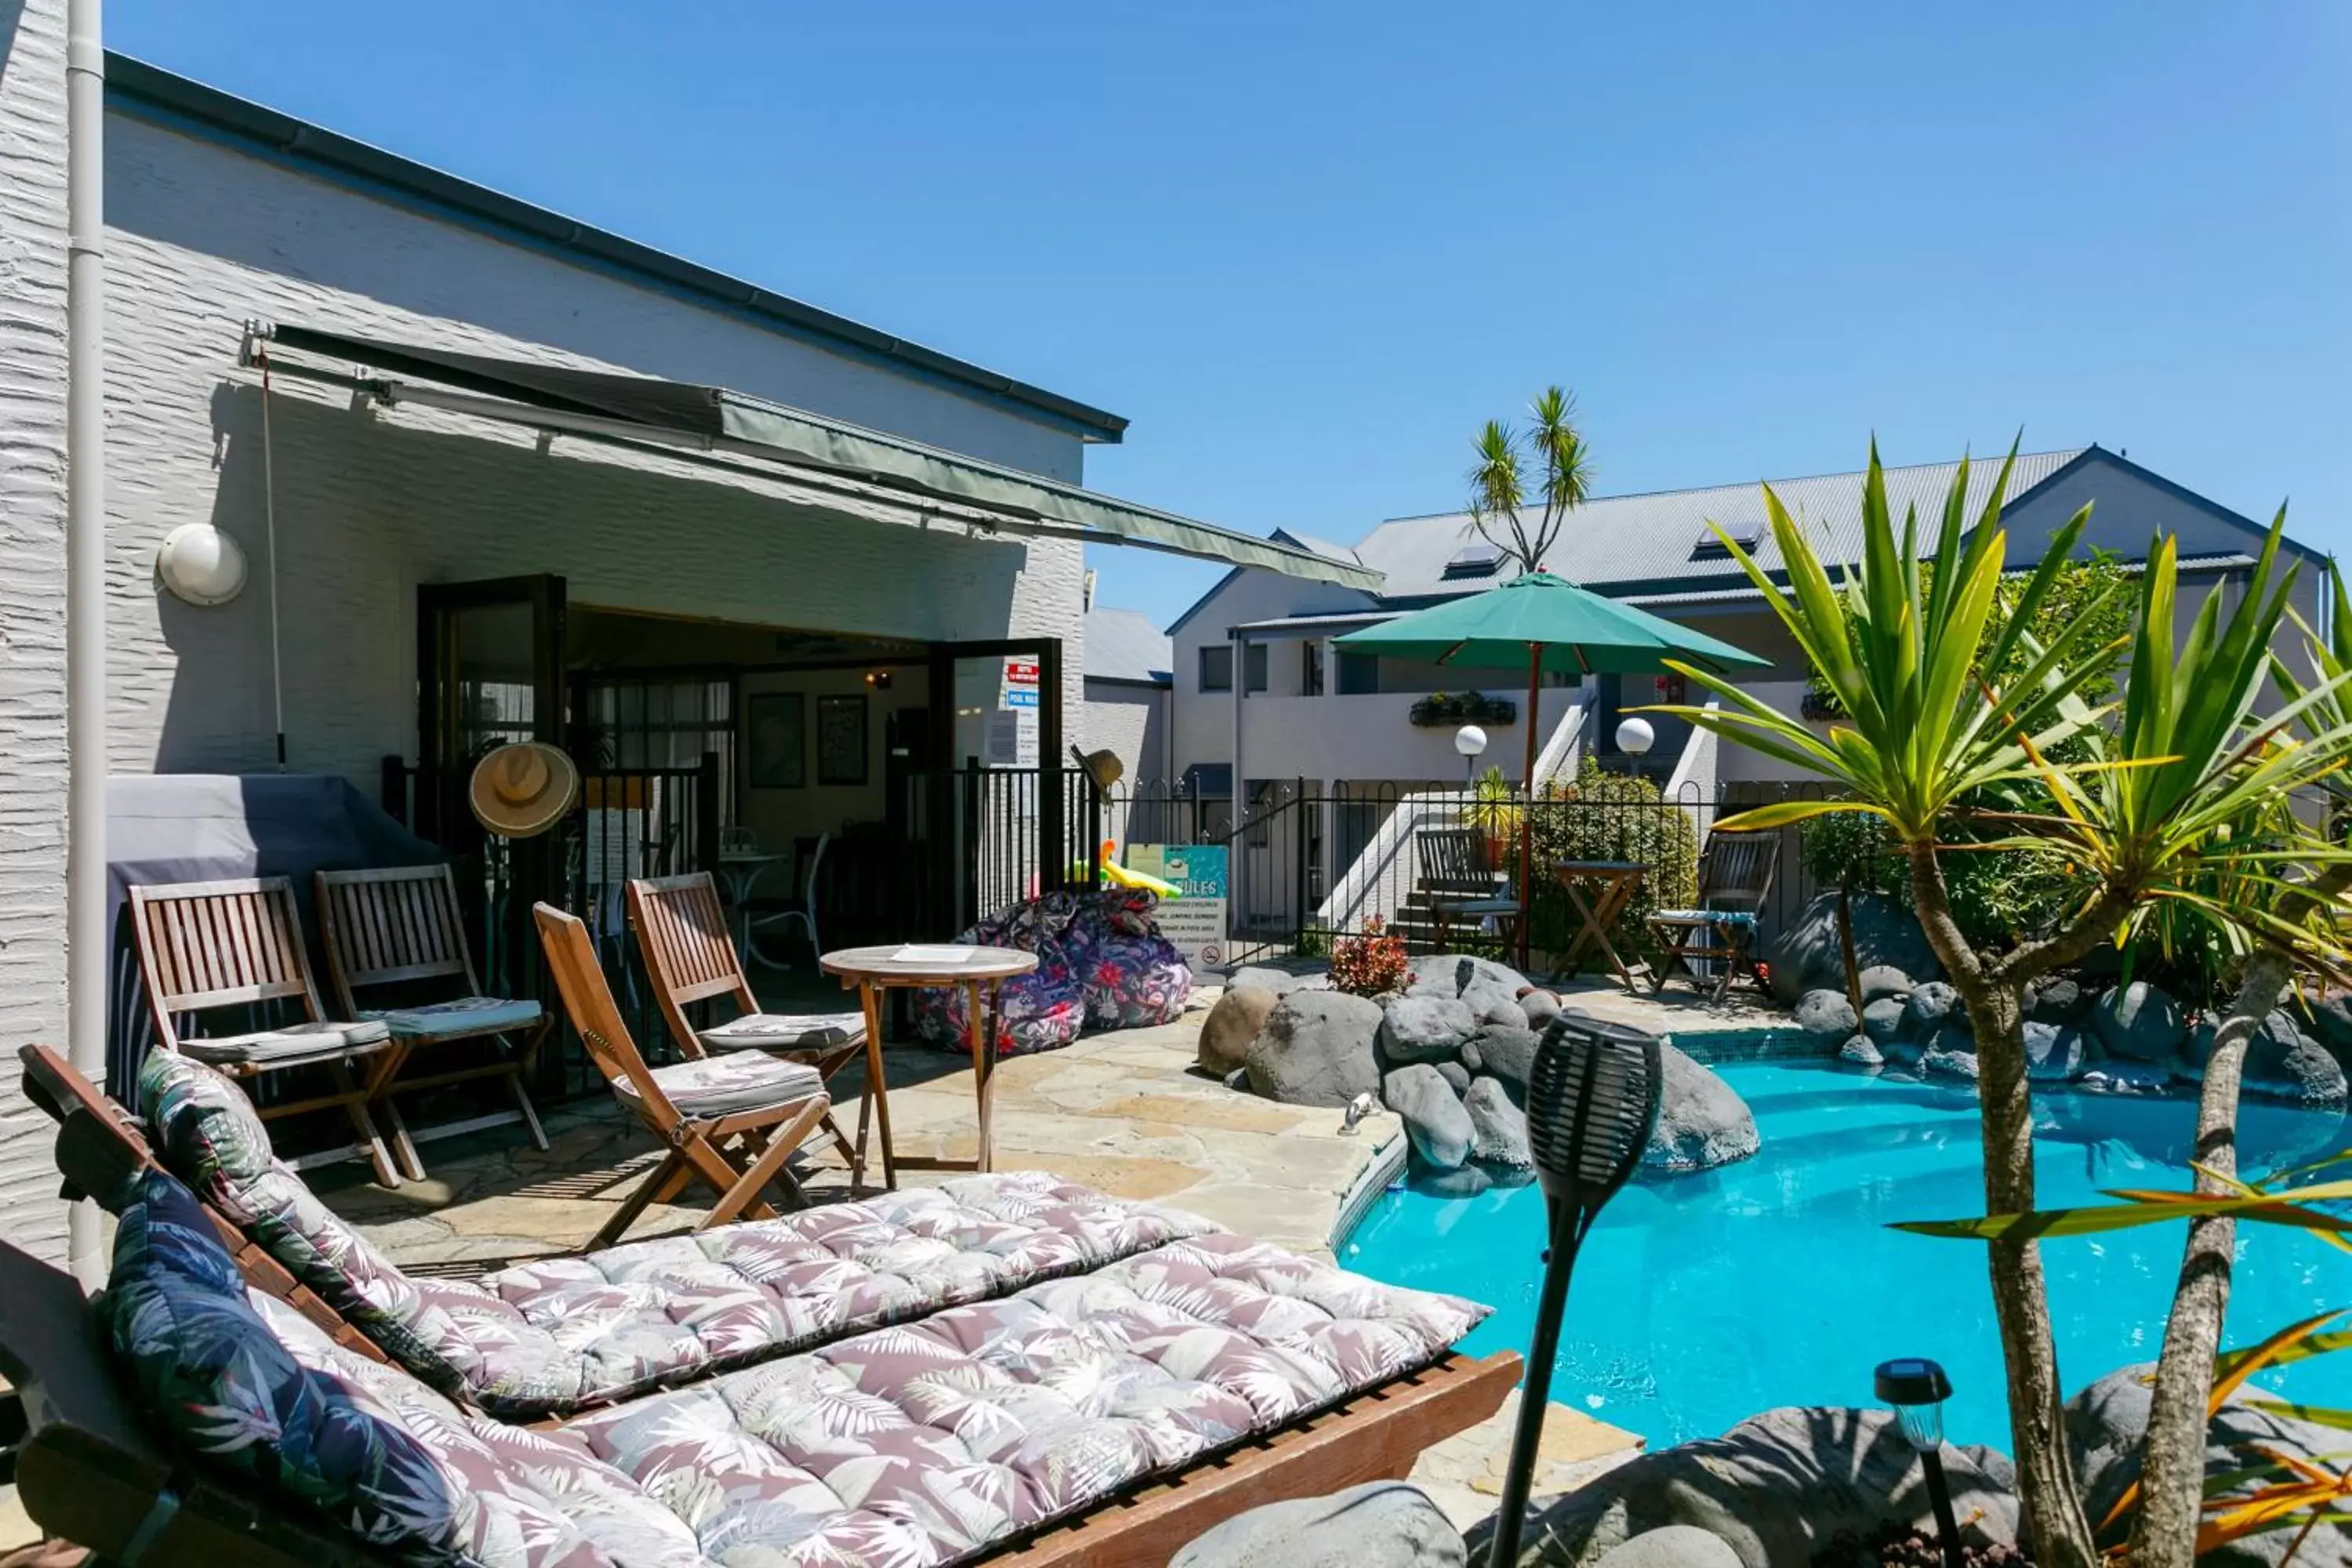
1345 1059 2352 1449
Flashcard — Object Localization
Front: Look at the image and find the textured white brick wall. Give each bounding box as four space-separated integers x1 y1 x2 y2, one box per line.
100 110 1088 786
0 0 70 1261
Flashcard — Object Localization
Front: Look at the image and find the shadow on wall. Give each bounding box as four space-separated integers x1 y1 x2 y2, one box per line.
148 380 1028 783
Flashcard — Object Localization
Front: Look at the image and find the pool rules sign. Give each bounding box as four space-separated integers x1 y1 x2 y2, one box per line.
1127 844 1229 971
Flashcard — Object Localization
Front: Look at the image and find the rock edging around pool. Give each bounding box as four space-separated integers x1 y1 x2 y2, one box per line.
1197 953 1761 1196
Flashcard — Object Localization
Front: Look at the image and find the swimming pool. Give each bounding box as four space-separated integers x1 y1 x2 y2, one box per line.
1343 1058 2352 1449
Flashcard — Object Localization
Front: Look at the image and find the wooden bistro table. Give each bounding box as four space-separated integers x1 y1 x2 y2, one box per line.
819 943 1039 1191
1552 860 1647 989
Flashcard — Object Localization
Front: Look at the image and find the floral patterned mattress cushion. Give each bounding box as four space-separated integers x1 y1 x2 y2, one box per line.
104 1169 1488 1568
140 1047 1219 1418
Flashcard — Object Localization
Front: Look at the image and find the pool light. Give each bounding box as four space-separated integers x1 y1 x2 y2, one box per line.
1875 1356 1962 1568
1485 1014 1665 1568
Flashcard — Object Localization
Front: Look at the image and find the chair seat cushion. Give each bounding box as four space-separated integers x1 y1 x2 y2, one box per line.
179 1017 390 1065
697 1009 865 1053
362 995 544 1037
1649 908 1761 927
612 1051 825 1116
1432 896 1521 915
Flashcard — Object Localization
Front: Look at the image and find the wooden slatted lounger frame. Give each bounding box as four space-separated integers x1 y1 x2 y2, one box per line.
9 1044 1522 1566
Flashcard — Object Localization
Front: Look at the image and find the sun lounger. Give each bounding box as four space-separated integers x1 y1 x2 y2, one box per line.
2 1161 1515 1568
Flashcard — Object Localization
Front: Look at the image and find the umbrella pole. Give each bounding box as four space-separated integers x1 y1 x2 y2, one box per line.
1519 641 1541 971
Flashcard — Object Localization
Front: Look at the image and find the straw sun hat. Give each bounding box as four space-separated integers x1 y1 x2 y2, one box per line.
468 742 579 838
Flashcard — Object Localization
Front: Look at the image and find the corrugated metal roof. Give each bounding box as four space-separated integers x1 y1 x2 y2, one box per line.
1083 607 1173 684
1356 449 2089 601
1269 528 1367 566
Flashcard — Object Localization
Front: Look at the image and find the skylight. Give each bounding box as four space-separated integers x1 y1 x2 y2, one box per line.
1692 520 1766 557
1441 542 1505 579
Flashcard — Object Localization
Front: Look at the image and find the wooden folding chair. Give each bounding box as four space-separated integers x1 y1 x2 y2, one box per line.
533 901 830 1249
126 877 401 1186
1645 831 1778 1002
1415 826 1522 952
627 870 868 1181
316 866 552 1181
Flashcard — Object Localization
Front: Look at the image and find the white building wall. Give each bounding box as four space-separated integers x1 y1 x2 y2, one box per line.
1169 566 1377 782
99 110 1090 788
0 0 71 1263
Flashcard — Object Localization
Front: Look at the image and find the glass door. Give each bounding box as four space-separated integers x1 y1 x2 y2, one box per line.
416 575 568 842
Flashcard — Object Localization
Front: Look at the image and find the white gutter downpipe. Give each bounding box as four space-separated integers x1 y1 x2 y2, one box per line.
65 0 107 1287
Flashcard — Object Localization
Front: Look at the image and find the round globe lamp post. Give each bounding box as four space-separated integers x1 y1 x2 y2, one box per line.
1454 722 1489 786
1875 1356 1962 1568
1614 715 1654 765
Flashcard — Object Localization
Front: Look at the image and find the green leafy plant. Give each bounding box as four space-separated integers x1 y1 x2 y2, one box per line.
1466 384 1594 575
1643 440 2352 1568
1458 764 1523 860
1329 915 1410 997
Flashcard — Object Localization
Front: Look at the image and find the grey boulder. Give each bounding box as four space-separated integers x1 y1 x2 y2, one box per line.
1857 964 1913 1004
1417 1163 1493 1199
2246 1010 2349 1106
1434 1060 1472 1097
1839 1033 1883 1067
1592 1529 1744 1568
2024 1021 2086 1081
1922 1040 1980 1081
2077 1062 2172 1094
1794 989 1858 1040
1410 954 1532 1024
1172 1480 1465 1568
1379 994 1479 1065
1244 991 1384 1107
2092 981 2188 1062
1483 999 1531 1030
1198 984 1280 1077
1227 962 1330 996
2029 976 2091 1025
1861 996 1907 1044
1642 1044 1759 1172
1521 989 1563 1027
1462 1025 1541 1091
1465 1075 1534 1170
1385 1063 1475 1170
1903 982 1961 1034
1766 891 1944 1005
1506 1406 2016 1568
2306 993 2352 1064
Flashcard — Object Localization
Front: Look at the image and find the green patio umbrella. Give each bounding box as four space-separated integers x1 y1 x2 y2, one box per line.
1334 571 1766 964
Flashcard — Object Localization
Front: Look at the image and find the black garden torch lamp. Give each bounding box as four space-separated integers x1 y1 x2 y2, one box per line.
1486 1012 1664 1568
1876 1356 1963 1568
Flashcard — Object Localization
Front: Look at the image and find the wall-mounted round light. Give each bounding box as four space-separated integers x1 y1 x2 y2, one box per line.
1615 717 1656 756
156 522 249 607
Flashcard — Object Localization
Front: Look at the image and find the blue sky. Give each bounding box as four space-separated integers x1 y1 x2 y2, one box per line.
113 1 2350 629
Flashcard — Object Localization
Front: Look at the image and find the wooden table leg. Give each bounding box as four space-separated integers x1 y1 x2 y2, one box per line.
853 980 895 1192
1586 878 1639 989
971 980 998 1174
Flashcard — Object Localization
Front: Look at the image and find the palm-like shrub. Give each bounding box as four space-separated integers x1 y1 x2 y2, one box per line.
1646 443 2352 1568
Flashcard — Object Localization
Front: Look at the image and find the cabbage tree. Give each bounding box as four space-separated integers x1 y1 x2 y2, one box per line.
1646 445 2352 1568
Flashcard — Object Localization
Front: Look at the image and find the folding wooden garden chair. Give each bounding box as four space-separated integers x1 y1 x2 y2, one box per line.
627 869 866 1174
534 901 830 1248
1415 826 1522 952
316 865 551 1182
1645 831 1777 1002
126 877 401 1186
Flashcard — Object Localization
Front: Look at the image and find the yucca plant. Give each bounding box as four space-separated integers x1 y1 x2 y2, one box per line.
1642 443 2352 1567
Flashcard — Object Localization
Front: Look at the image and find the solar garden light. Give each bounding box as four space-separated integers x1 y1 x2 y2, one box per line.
1486 1012 1665 1568
1875 1356 1963 1568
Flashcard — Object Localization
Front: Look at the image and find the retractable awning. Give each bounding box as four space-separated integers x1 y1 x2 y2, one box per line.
257 324 1382 592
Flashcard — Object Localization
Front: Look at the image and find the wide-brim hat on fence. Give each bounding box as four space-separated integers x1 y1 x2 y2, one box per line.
1073 747 1124 792
469 742 579 838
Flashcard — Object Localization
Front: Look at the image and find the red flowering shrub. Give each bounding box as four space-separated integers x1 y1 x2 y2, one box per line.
1329 916 1410 998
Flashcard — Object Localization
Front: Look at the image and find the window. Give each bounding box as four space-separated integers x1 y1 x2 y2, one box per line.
1199 644 1233 691
1243 641 1269 694
1302 641 1324 696
1336 651 1379 695
1441 542 1506 579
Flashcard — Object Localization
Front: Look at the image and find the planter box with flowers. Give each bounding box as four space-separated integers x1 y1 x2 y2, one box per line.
1408 691 1517 728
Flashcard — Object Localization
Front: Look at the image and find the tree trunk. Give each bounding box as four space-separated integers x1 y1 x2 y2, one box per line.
2129 862 2352 1568
1907 839 2100 1568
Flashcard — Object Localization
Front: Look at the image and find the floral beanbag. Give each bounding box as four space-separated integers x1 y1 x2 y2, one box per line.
913 887 1192 1055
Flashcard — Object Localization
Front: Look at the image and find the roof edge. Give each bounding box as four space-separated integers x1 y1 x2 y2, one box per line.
103 52 1131 444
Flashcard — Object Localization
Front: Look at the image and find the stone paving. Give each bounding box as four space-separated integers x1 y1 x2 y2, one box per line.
295 976 1771 1543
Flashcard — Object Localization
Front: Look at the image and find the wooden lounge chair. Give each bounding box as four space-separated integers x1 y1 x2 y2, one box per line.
1416 826 1522 953
316 865 552 1182
626 869 869 1184
126 876 401 1186
1645 831 1778 1002
534 900 830 1247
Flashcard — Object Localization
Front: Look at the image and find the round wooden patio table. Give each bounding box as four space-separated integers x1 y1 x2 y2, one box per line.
819 944 1037 1192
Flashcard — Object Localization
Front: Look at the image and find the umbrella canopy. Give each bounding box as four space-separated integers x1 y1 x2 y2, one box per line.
1331 572 1768 676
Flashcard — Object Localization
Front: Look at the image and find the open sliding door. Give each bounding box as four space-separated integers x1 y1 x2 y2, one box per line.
920 637 1066 935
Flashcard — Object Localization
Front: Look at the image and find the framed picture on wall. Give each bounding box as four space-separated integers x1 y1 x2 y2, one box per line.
817 695 868 786
746 692 805 788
